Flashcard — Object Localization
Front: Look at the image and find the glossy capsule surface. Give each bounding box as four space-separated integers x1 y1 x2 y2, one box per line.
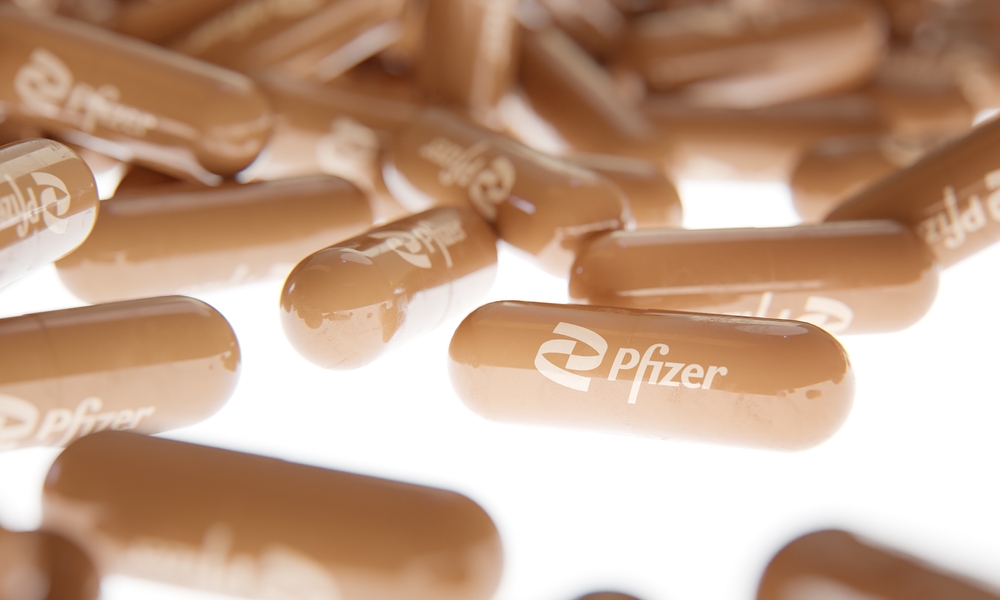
758 530 1000 600
43 431 504 600
0 526 100 600
55 175 372 303
569 221 939 334
568 153 683 229
384 108 628 275
0 139 98 290
0 296 239 451
0 8 272 181
281 207 498 369
450 301 854 451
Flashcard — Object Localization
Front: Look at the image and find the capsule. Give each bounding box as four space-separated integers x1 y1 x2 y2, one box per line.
758 530 1000 600
0 296 239 451
56 176 372 303
449 301 854 451
43 431 504 600
570 221 938 335
0 526 100 600
575 593 641 600
536 0 625 57
568 153 682 228
0 139 98 291
0 8 272 182
826 112 1000 267
112 0 246 44
384 108 628 275
618 0 888 108
281 207 497 370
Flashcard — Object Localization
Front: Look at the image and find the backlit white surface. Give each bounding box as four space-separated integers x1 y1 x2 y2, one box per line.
1 180 999 600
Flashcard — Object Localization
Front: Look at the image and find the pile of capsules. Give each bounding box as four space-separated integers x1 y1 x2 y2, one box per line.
1 0 999 597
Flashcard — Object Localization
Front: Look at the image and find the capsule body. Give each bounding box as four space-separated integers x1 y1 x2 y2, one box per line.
385 108 628 274
570 221 938 334
56 176 372 303
43 432 504 600
281 207 497 369
111 0 244 43
0 296 240 451
449 301 854 450
826 114 1000 267
568 153 682 228
0 526 100 600
0 9 272 181
758 530 1000 600
0 139 98 290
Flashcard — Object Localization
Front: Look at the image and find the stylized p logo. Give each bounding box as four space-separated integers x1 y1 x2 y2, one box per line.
0 394 39 450
534 322 608 392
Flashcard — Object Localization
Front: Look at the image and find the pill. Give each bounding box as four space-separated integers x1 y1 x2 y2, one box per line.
419 0 519 121
56 175 372 303
575 593 641 600
0 296 239 451
618 0 888 108
825 111 1000 267
281 206 497 369
0 8 273 182
112 164 183 194
791 134 948 222
567 153 682 228
570 220 938 334
0 138 98 291
112 0 245 44
384 108 628 275
61 142 127 200
0 526 100 600
449 301 854 450
757 529 1000 600
43 431 504 600
536 0 626 57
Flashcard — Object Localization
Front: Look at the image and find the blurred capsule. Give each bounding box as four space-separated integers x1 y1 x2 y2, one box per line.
0 526 100 600
536 0 626 57
112 0 249 44
568 152 682 228
575 594 641 600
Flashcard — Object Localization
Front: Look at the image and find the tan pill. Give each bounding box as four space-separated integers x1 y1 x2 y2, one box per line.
281 207 497 370
0 8 272 182
568 153 682 228
0 526 100 600
0 139 98 290
536 0 626 57
112 0 246 44
826 111 1000 267
43 431 504 600
449 301 854 450
56 176 372 304
384 108 628 275
570 220 938 334
0 296 239 451
619 0 888 108
758 529 1000 600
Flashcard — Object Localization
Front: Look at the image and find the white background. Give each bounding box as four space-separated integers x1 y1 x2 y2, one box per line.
1 178 999 600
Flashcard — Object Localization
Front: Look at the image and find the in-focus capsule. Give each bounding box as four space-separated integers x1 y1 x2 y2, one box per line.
449 301 854 451
758 529 1000 600
0 139 98 291
384 108 628 275
55 176 372 304
0 526 100 600
281 207 497 369
0 296 239 451
569 221 938 334
826 112 1000 267
43 431 504 600
0 9 272 182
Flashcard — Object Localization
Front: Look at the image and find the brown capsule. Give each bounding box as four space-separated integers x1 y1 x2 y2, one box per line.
568 152 682 228
384 108 628 275
791 134 948 222
43 431 504 600
826 112 1000 267
112 0 245 44
569 221 939 335
0 8 272 182
618 0 888 108
536 0 626 57
418 0 519 120
0 526 100 600
112 164 183 194
281 207 497 370
450 301 854 450
56 176 373 304
60 143 127 200
758 529 1000 600
0 296 239 451
0 139 98 290
575 594 641 600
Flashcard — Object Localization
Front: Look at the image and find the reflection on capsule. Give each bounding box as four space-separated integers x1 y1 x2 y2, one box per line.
0 296 239 451
0 525 100 600
450 301 854 451
0 139 98 290
43 431 504 600
569 221 939 334
281 207 497 369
